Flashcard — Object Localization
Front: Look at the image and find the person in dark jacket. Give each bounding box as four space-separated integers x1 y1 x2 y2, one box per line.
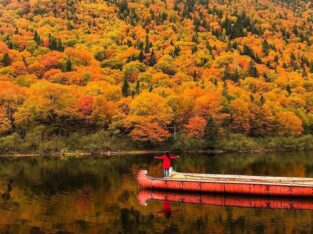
155 152 179 177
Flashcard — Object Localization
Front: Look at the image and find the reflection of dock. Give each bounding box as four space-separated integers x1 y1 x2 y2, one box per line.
138 190 313 211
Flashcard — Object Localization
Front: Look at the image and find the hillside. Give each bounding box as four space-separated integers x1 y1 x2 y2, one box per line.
0 0 313 153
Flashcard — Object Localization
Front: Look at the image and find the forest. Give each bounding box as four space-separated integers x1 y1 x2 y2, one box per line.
0 0 313 153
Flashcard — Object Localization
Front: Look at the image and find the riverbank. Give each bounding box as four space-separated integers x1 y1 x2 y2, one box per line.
0 150 169 157
1 133 313 157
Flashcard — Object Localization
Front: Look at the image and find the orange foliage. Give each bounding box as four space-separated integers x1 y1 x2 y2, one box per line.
78 95 94 116
185 116 206 137
277 111 303 136
230 99 251 135
0 105 11 135
193 93 226 122
0 0 312 143
130 122 171 142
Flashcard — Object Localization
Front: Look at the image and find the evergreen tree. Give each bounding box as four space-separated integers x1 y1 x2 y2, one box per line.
248 60 258 77
262 40 270 55
250 94 255 103
173 46 180 57
48 34 64 51
5 36 13 49
310 61 313 73
231 68 240 82
137 41 144 50
206 41 212 52
122 78 130 97
260 95 265 106
138 50 145 62
2 53 11 66
226 40 232 51
118 0 129 14
144 34 150 53
65 58 72 72
286 84 292 96
223 64 231 80
127 55 136 63
56 39 64 51
302 68 308 78
222 81 232 101
131 90 135 98
149 84 153 92
193 17 201 30
149 50 157 66
191 46 197 54
274 55 279 63
49 35 57 50
242 45 257 61
94 51 106 61
34 31 41 45
205 116 218 149
135 80 140 94
192 33 198 43
192 70 198 81
290 53 298 71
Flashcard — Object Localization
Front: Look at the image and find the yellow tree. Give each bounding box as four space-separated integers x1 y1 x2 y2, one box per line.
277 111 303 136
125 91 173 142
193 92 227 124
0 105 11 135
0 81 27 133
15 81 77 131
249 104 276 137
230 99 251 135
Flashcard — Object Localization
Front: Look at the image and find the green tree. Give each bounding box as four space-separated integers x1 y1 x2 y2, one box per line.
262 40 270 55
248 60 258 77
34 31 41 45
2 53 11 66
205 116 218 149
223 64 231 80
310 61 313 73
138 50 145 62
149 50 157 66
94 51 106 61
64 58 73 72
149 84 153 92
122 78 130 97
135 80 140 95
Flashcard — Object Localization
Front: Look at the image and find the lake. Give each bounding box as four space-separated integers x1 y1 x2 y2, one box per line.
0 152 313 233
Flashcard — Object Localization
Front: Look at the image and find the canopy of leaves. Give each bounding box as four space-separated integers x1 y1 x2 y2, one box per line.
0 0 312 142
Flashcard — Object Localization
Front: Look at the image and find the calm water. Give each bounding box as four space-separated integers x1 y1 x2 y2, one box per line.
1 152 313 233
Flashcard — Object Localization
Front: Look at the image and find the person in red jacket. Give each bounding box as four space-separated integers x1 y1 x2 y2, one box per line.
154 152 179 177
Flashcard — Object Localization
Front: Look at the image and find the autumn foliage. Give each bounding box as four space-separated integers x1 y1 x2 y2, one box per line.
0 0 312 146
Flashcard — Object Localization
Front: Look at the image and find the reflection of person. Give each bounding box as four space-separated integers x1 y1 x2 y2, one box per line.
1 179 13 201
154 152 179 177
156 200 179 218
160 200 172 218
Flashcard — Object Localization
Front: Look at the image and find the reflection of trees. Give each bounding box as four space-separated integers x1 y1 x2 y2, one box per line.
121 207 140 233
176 152 313 177
0 156 151 196
0 152 312 233
120 207 157 233
1 179 13 201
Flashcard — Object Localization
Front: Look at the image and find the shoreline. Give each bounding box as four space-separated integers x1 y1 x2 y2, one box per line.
0 147 312 158
0 150 171 158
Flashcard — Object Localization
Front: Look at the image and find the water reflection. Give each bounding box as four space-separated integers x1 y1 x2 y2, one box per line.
138 190 313 211
1 179 13 201
0 152 312 233
155 200 179 218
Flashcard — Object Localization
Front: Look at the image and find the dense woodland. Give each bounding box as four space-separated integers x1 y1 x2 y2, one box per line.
0 0 313 152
